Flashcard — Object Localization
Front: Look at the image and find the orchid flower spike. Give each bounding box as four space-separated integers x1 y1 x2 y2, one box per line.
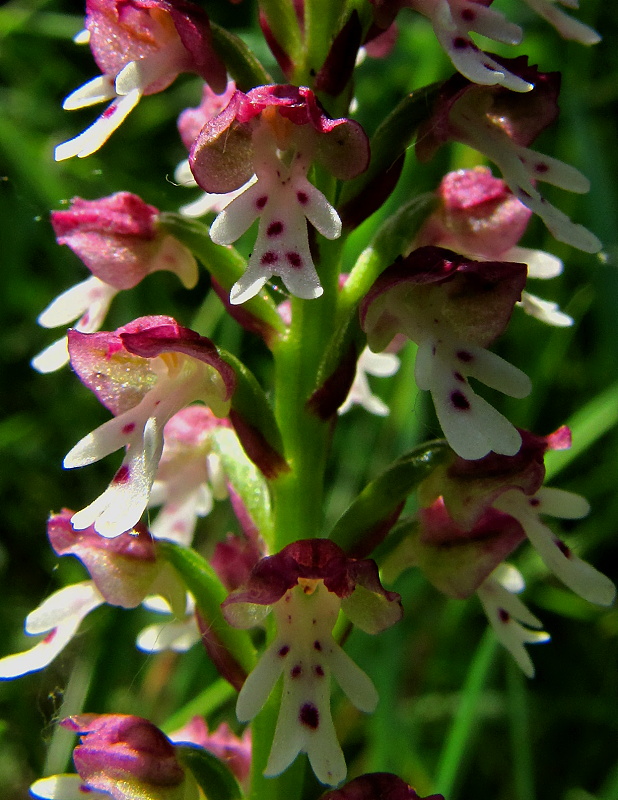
415 167 573 326
361 246 531 459
0 512 185 680
33 193 198 373
416 57 601 253
223 539 402 785
30 714 201 800
63 316 235 538
55 0 226 161
189 85 369 304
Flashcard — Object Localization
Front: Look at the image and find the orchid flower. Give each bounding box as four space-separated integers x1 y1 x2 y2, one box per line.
417 430 615 596
477 564 550 677
30 714 201 800
63 316 235 538
0 512 185 680
55 0 226 160
369 0 530 90
33 193 198 373
416 57 601 253
189 85 369 304
416 167 573 326
338 346 401 417
137 594 201 653
222 539 402 786
394 427 616 672
360 246 531 459
169 716 251 787
148 405 231 545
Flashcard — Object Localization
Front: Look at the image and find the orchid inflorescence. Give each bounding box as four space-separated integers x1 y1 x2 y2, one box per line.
2 2 614 800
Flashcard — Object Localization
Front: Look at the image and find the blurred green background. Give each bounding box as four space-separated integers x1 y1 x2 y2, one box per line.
1 1 618 799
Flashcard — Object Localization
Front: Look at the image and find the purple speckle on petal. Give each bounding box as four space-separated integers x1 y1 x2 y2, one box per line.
450 390 471 411
461 8 475 21
297 191 309 205
555 539 571 558
79 787 93 794
535 163 549 174
122 422 136 435
42 629 58 644
453 371 465 383
313 640 322 651
453 37 469 49
498 608 510 623
456 350 473 363
279 645 290 657
102 105 116 120
291 665 302 678
261 251 279 265
267 221 284 237
518 188 532 200
256 195 268 210
529 498 541 507
299 703 319 730
314 664 325 677
286 252 302 268
113 465 131 484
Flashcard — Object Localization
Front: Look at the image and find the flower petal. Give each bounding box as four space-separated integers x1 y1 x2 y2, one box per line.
30 774 111 800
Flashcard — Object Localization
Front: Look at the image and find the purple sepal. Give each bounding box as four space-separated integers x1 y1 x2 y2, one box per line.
170 717 251 786
360 245 527 348
321 771 445 800
223 539 401 634
48 510 157 608
120 322 236 401
86 0 226 94
177 82 237 151
416 167 532 259
62 713 185 790
416 56 561 163
68 316 173 415
190 85 370 193
212 533 262 592
420 426 571 530
415 499 525 598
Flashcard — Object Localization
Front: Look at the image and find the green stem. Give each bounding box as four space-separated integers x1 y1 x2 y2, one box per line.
507 660 535 800
435 629 499 798
271 237 344 548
